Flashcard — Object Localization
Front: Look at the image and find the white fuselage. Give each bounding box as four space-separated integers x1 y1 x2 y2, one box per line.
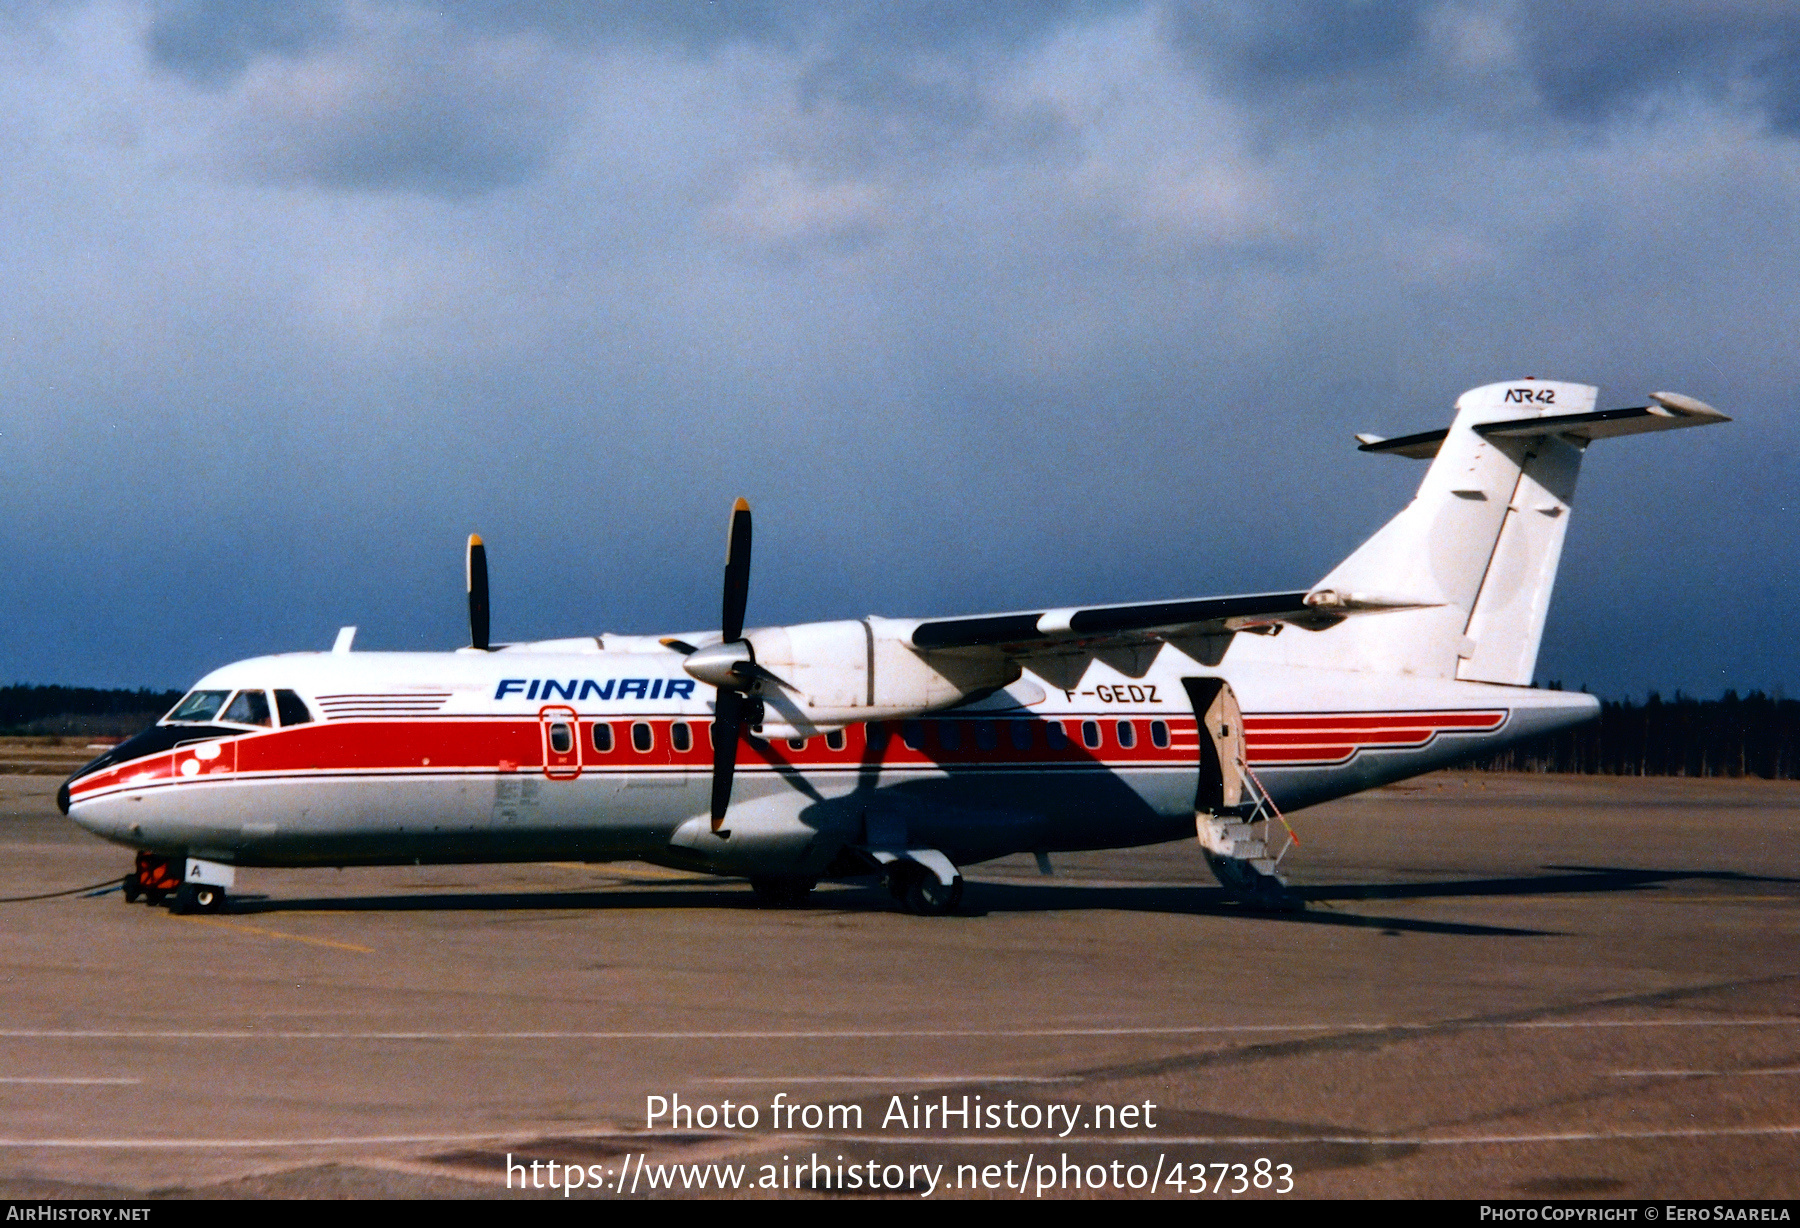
63 642 1595 879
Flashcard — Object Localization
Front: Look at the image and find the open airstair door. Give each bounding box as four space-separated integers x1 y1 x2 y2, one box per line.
1181 677 1301 910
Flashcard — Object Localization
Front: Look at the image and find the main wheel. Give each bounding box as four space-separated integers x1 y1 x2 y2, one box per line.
749 876 816 907
896 867 963 916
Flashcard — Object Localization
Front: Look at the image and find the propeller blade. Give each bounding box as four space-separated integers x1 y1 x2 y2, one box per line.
466 534 490 652
660 638 698 656
711 687 745 830
721 497 752 644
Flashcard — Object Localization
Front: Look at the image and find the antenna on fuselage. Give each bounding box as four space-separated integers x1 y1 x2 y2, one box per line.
467 533 491 651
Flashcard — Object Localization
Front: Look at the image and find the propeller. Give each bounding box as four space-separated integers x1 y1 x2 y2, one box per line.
466 533 490 651
679 498 765 830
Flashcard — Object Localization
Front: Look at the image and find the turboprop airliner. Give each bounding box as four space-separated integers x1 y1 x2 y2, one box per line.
60 380 1727 916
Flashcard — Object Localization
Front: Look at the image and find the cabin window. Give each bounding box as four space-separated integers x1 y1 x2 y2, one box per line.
1044 720 1067 749
938 721 960 751
1009 722 1033 750
631 721 653 753
671 722 692 753
1081 720 1101 749
222 690 272 727
592 722 615 753
902 721 925 750
788 737 808 751
975 721 997 751
274 690 313 726
1116 720 1136 749
1151 720 1169 749
548 722 573 754
826 729 846 751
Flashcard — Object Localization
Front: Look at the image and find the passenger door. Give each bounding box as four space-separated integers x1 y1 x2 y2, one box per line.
1179 677 1247 813
538 705 582 780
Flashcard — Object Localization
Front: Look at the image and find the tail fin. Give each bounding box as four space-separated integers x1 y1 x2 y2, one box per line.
1279 380 1727 684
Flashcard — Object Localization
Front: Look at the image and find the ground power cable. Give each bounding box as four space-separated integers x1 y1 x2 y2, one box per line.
0 877 122 903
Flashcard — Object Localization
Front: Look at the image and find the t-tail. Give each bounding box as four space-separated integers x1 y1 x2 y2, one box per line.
1259 379 1728 683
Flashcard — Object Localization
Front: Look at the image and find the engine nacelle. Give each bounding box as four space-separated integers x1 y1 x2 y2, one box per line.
743 616 1018 735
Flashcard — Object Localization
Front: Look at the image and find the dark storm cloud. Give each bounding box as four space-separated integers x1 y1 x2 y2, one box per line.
1167 0 1432 87
140 0 1129 197
1162 1 1800 139
1516 4 1800 134
439 0 1125 55
223 45 569 196
5 0 1794 695
147 0 343 87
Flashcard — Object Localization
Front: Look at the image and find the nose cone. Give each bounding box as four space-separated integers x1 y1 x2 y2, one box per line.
56 778 70 815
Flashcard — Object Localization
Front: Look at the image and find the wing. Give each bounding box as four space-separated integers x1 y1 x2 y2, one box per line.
906 588 1428 655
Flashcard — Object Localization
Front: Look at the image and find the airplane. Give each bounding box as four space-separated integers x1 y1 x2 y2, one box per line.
58 379 1729 917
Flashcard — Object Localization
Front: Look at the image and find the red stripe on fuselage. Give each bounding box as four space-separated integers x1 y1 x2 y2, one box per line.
1243 709 1506 765
65 709 1510 799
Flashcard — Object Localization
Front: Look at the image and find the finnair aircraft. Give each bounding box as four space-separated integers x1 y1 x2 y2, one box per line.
60 380 1727 916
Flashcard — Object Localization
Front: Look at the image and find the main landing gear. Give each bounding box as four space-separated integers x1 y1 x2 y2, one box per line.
122 853 228 915
885 861 964 916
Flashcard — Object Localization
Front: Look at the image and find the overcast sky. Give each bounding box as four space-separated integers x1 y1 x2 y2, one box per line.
2 0 1794 698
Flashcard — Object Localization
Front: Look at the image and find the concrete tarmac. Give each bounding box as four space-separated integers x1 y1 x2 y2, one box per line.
0 771 1795 1200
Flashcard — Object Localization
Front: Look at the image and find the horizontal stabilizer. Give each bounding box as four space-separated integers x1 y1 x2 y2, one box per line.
1356 428 1449 459
1476 391 1730 443
1357 391 1727 460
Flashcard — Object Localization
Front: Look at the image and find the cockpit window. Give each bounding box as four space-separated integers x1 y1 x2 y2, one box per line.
274 690 314 727
166 691 230 723
221 690 272 727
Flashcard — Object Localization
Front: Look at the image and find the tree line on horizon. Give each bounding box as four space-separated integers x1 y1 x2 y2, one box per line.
1467 689 1798 780
2 684 1795 779
0 685 184 737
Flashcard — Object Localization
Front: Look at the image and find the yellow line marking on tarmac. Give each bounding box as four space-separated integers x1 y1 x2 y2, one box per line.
173 915 374 954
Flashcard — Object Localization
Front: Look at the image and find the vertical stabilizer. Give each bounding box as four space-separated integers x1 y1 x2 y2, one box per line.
1257 379 1597 682
1239 381 1727 684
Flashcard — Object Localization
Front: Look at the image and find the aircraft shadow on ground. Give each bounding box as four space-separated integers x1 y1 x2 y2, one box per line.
224 863 1793 937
